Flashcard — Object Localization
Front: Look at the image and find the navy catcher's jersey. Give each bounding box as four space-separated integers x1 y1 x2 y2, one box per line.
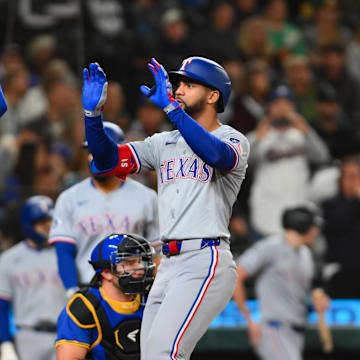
56 287 144 360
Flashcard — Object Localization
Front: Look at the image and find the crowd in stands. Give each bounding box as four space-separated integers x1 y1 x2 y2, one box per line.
0 0 360 298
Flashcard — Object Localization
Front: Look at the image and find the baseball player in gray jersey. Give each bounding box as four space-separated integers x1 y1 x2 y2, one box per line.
49 122 159 295
81 57 250 360
0 196 66 360
233 206 330 360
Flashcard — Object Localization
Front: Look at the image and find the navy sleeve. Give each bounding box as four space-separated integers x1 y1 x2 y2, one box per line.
85 115 119 171
0 85 7 117
0 299 11 342
54 242 78 289
167 108 236 171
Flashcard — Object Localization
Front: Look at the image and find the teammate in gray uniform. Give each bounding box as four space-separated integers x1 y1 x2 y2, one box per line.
0 196 67 360
233 206 330 360
81 57 249 360
49 122 159 296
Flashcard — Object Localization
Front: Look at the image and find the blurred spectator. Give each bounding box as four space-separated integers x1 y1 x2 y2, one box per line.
346 25 360 86
312 85 360 159
102 81 131 132
303 0 352 67
130 0 163 44
316 43 360 124
0 44 25 82
321 155 360 298
49 143 72 186
60 145 90 190
237 16 274 63
218 59 245 125
25 78 80 147
234 0 260 23
229 60 270 134
127 99 172 190
309 161 340 205
2 140 50 202
263 0 306 66
283 55 318 124
127 99 172 141
247 85 330 237
33 166 61 200
0 64 32 154
20 58 77 124
27 35 57 84
194 1 238 63
157 8 195 70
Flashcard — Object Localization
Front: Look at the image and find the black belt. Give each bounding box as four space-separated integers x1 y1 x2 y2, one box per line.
18 322 57 333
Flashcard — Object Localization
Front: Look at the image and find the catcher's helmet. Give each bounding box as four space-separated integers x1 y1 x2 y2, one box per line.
21 195 54 244
82 121 125 147
89 233 155 295
169 56 231 113
282 205 323 235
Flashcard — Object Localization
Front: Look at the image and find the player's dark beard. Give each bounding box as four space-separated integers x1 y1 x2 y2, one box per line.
92 173 113 183
183 96 207 116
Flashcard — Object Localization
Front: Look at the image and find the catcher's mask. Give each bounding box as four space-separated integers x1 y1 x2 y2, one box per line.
89 233 155 295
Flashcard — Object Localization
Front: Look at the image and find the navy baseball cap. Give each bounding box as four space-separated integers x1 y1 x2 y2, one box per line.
269 85 294 102
82 121 126 147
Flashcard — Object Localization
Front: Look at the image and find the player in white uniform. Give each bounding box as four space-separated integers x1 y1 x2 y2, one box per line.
0 196 66 360
233 206 330 360
81 57 250 360
49 122 159 296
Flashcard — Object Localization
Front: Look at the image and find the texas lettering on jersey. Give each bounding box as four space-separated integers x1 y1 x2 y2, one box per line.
73 213 144 239
159 155 212 185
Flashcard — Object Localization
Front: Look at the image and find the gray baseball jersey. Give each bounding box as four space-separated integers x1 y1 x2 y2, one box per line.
130 125 249 240
128 125 249 360
0 242 66 360
238 235 314 325
238 235 315 360
49 177 159 284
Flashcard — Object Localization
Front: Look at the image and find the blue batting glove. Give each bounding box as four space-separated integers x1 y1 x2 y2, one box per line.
140 58 180 114
82 63 108 117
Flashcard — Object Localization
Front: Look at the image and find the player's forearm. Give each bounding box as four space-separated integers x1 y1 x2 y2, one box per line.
232 279 252 323
167 108 236 171
0 299 12 342
84 114 119 171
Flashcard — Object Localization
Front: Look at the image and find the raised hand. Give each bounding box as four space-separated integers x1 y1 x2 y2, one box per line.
140 58 180 114
82 63 108 117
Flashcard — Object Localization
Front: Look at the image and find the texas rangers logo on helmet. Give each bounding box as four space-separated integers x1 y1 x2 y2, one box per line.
179 58 193 71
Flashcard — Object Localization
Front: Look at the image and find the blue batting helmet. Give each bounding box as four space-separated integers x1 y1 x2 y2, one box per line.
169 56 231 113
21 195 54 244
82 121 125 147
89 233 155 294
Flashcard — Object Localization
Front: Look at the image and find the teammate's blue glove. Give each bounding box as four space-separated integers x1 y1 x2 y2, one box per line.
82 63 108 117
140 58 180 115
0 84 7 118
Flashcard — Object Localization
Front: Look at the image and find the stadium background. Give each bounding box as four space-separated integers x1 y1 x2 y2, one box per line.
0 0 360 359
